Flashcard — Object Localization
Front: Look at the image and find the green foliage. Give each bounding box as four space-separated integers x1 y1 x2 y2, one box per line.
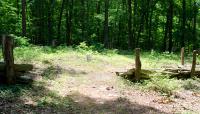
12 35 30 47
0 84 31 100
1 0 199 51
77 42 91 51
143 77 182 96
14 46 41 63
0 0 19 34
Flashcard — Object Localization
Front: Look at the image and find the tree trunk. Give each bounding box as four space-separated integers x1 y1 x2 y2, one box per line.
81 0 85 40
16 0 20 15
133 0 137 47
22 0 26 36
96 1 101 43
104 0 109 48
168 0 173 53
163 17 168 52
47 0 54 44
66 0 73 45
193 1 197 50
127 0 133 49
57 0 65 40
2 35 16 84
136 13 144 48
181 0 186 47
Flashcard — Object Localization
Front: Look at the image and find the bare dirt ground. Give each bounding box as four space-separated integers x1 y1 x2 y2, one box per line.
60 71 200 114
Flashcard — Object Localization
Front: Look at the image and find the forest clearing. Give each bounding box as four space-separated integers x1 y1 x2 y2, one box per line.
0 45 200 113
1 0 200 113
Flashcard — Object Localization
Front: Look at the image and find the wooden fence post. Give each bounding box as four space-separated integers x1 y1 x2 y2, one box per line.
135 48 141 81
2 35 16 84
191 50 197 77
181 47 184 65
52 39 57 47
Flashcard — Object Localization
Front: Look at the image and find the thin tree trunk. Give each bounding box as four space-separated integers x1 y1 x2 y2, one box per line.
133 0 137 45
127 0 133 49
104 0 109 48
168 0 173 53
136 13 144 48
57 0 65 40
16 0 20 15
47 0 54 44
96 1 101 42
22 0 26 36
193 1 197 49
181 0 186 47
81 0 85 40
66 0 73 45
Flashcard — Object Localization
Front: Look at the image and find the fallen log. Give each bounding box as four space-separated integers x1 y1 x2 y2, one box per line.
117 67 200 81
0 64 33 72
163 67 200 79
116 68 153 81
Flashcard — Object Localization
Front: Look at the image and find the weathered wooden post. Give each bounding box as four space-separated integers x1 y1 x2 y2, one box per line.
2 35 16 84
135 48 141 81
52 39 57 47
181 47 184 65
191 50 197 77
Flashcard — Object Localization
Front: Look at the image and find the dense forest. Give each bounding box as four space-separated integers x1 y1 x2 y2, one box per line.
0 0 199 51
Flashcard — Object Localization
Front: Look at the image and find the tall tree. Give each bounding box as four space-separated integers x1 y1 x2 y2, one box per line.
127 0 134 49
168 0 173 53
181 0 186 47
81 0 85 40
104 0 109 48
57 0 65 40
96 0 101 42
47 0 55 44
22 0 26 36
66 0 73 45
163 0 173 52
193 0 198 49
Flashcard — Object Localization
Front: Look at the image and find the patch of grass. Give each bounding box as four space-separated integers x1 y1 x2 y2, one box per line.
0 84 32 100
41 65 62 80
139 77 182 96
182 78 200 92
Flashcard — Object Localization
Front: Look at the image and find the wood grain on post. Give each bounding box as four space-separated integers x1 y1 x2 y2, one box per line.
191 50 197 77
135 48 141 81
2 35 16 84
181 47 184 65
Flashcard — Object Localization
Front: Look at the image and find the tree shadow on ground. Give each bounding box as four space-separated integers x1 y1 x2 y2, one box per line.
0 81 169 114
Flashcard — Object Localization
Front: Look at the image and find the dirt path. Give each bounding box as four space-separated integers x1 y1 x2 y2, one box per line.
44 62 200 114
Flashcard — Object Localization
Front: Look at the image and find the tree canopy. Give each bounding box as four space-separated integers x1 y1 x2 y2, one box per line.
1 0 200 51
